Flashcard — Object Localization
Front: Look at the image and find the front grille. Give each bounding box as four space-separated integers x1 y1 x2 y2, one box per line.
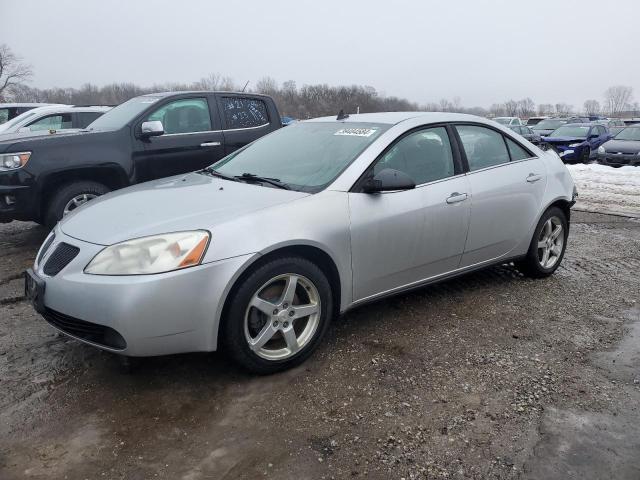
43 242 80 276
43 308 127 350
37 233 56 265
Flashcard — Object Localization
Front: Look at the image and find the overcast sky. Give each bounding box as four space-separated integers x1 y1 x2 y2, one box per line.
3 0 638 108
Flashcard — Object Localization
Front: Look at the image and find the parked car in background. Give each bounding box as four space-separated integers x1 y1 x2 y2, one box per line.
25 112 576 373
281 116 297 126
609 126 625 136
542 123 611 163
0 91 281 227
597 126 640 167
592 118 626 130
494 116 523 126
531 117 588 137
0 105 111 138
509 125 542 145
524 116 548 126
0 103 63 125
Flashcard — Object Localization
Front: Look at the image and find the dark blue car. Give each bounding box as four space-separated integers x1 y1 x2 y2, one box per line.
542 123 612 163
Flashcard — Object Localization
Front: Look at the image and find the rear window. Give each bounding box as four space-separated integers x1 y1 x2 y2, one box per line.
221 97 269 129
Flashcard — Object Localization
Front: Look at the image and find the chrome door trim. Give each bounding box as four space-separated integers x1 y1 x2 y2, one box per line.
200 142 221 147
463 156 540 177
157 123 270 138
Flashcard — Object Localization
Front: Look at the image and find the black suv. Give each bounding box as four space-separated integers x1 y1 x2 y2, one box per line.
0 91 281 227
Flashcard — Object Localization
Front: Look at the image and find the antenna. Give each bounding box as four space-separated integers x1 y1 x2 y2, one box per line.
336 109 349 121
241 80 250 92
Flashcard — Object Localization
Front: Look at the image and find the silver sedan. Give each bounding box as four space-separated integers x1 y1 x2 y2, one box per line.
26 112 576 373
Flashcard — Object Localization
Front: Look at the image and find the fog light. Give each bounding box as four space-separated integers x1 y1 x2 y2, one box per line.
5 195 16 205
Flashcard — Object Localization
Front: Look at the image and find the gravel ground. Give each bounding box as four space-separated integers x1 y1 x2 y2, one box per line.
0 212 639 479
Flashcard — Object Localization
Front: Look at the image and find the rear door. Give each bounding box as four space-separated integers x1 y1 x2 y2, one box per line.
349 125 470 301
134 95 225 182
455 124 547 267
216 95 278 155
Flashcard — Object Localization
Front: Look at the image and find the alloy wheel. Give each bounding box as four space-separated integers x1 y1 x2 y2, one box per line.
244 273 321 361
63 193 98 216
537 216 564 269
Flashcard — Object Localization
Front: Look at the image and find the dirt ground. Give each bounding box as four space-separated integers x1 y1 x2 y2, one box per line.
0 211 639 480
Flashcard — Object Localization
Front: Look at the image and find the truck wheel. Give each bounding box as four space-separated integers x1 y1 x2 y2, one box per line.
45 181 110 228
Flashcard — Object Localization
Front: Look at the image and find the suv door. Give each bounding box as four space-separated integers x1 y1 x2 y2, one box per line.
216 95 275 155
455 124 547 267
134 96 225 182
349 125 471 301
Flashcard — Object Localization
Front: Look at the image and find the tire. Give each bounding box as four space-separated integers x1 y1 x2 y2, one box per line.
580 147 591 164
221 256 333 374
516 206 568 278
44 181 110 229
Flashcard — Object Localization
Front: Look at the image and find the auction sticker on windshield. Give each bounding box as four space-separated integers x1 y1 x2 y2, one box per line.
334 128 378 137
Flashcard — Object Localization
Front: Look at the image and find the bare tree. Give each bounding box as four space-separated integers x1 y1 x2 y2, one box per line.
0 44 33 100
489 103 506 117
537 103 554 116
604 85 633 116
517 98 536 118
583 99 600 116
555 103 572 116
504 99 519 116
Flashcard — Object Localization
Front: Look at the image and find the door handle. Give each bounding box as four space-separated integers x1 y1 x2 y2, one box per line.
526 173 542 183
446 192 468 204
200 142 221 147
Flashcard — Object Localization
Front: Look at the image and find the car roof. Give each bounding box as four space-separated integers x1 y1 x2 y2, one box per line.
140 91 273 99
0 103 64 108
306 111 491 126
564 123 593 127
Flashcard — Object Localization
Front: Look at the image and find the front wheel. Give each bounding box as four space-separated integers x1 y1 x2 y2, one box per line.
221 256 333 374
516 206 568 278
580 147 591 163
44 181 110 228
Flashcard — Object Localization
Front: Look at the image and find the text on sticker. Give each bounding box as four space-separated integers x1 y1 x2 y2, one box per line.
334 128 377 137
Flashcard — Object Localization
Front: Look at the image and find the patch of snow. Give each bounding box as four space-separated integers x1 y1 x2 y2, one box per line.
567 163 640 217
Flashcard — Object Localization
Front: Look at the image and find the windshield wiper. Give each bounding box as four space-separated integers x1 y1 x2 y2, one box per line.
235 173 291 190
200 167 240 182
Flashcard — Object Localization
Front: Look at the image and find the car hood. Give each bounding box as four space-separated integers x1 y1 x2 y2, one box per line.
60 172 310 245
601 139 640 153
542 136 585 143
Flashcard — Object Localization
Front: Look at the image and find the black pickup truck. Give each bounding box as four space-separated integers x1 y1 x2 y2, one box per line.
0 91 281 227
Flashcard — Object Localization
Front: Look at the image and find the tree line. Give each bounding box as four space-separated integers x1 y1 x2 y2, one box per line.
1 44 638 119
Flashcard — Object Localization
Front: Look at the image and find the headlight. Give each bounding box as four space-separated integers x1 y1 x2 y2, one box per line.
598 146 606 154
0 152 31 171
569 143 583 147
85 231 210 275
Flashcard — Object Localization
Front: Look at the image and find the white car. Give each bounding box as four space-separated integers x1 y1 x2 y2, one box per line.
0 105 111 136
0 103 63 125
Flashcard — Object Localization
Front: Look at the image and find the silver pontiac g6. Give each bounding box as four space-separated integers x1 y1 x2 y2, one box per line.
26 112 576 374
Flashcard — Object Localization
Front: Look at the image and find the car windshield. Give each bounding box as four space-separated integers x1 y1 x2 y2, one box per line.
533 119 566 130
549 126 589 138
614 127 640 141
87 96 161 131
212 122 389 193
494 118 512 124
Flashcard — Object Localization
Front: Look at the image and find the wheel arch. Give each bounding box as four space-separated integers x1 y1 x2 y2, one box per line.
215 242 344 349
38 166 128 218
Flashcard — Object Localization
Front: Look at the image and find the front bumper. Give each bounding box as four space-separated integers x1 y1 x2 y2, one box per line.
597 153 640 167
30 227 257 356
0 184 37 222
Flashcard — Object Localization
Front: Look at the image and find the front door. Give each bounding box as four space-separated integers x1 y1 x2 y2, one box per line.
455 124 547 267
134 96 225 183
349 126 471 302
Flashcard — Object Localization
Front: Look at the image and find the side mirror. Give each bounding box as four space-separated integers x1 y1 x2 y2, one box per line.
362 168 416 193
140 120 164 138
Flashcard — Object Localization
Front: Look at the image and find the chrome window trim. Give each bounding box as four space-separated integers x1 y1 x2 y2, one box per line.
157 123 270 138
464 156 540 176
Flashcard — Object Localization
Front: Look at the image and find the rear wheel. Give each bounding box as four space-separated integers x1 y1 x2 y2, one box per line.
222 256 332 374
44 181 109 229
516 206 568 278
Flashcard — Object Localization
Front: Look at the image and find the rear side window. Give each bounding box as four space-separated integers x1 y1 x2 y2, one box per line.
456 125 510 171
146 98 212 134
76 112 104 128
221 97 269 129
373 127 455 185
505 137 533 161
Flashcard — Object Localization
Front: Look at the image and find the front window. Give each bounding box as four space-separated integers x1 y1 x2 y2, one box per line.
145 98 212 134
615 127 640 141
549 126 589 138
27 113 73 131
88 96 162 131
213 122 389 192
